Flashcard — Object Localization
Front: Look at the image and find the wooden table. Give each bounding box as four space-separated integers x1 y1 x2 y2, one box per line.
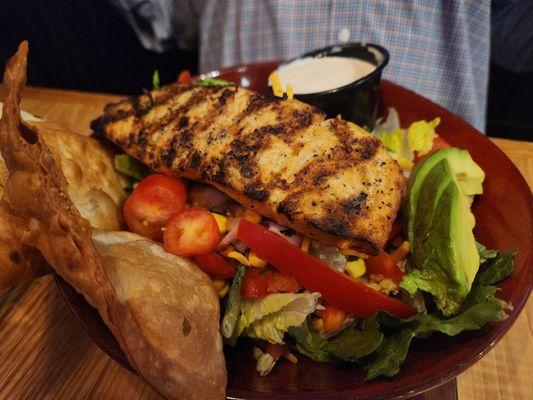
0 87 531 400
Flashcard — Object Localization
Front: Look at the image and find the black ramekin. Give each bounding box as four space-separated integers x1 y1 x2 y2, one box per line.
278 42 389 130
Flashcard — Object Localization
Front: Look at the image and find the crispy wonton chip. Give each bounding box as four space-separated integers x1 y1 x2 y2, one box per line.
0 42 226 399
0 66 128 291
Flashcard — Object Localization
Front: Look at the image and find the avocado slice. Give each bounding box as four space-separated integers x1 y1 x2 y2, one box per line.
402 148 484 316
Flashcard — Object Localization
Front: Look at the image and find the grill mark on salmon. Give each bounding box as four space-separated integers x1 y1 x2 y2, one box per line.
92 85 406 253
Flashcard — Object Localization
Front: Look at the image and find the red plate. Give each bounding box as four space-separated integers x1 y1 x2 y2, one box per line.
56 62 532 399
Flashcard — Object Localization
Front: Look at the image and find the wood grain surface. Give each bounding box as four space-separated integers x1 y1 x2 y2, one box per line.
0 87 531 400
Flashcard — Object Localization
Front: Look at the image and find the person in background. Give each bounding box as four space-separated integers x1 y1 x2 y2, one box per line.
110 1 532 134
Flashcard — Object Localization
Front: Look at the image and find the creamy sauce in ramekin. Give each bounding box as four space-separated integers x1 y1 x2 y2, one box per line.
277 56 377 95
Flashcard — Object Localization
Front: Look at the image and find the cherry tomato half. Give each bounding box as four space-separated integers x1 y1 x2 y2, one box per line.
164 207 220 257
194 252 236 279
123 174 186 240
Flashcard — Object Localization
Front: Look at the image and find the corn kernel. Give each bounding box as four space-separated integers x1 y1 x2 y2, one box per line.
390 241 410 262
300 237 310 253
244 209 262 224
340 248 369 259
227 251 250 266
212 279 226 291
248 250 267 268
311 318 324 332
218 283 230 298
211 213 228 234
345 259 366 279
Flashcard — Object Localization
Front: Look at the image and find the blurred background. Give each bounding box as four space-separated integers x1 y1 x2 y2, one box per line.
0 0 531 141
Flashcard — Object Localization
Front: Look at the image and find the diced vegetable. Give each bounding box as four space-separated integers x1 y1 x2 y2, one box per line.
365 252 405 284
193 77 234 87
265 342 288 361
300 237 310 253
163 207 220 256
152 69 160 90
253 347 276 376
241 268 299 298
211 213 228 234
265 220 302 247
194 252 236 279
323 305 347 333
123 174 186 240
237 219 416 319
248 250 267 268
227 251 250 266
345 258 366 279
188 183 229 210
243 209 261 224
390 241 410 262
221 265 245 339
177 70 191 85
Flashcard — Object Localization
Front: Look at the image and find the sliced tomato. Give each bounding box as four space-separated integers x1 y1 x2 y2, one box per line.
177 70 191 85
241 268 298 298
241 269 270 298
123 174 186 240
323 304 347 333
267 271 299 294
163 207 220 257
237 219 415 319
194 252 236 279
366 252 405 284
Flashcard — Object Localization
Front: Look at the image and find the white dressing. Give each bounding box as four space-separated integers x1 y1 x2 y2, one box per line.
277 56 377 95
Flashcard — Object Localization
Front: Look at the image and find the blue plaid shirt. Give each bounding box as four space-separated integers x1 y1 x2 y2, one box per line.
198 1 490 132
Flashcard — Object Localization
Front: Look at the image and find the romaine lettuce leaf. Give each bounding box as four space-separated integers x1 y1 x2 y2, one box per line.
236 292 320 344
476 242 499 264
288 316 383 364
364 249 515 379
287 250 514 380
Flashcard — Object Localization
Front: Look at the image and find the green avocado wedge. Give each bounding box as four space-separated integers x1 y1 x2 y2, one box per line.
402 148 485 316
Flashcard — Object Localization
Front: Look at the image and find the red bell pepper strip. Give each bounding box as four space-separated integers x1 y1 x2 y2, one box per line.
237 219 416 319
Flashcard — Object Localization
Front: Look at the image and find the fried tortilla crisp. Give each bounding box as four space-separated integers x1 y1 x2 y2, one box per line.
0 41 226 400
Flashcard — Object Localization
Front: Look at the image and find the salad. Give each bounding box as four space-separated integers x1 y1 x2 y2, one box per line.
112 78 515 380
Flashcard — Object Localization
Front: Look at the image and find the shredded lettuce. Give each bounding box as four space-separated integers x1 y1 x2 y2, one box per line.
407 118 440 156
373 108 441 163
235 292 320 344
379 129 404 155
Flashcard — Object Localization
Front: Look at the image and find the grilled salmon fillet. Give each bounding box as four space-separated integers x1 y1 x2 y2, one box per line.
92 84 406 253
